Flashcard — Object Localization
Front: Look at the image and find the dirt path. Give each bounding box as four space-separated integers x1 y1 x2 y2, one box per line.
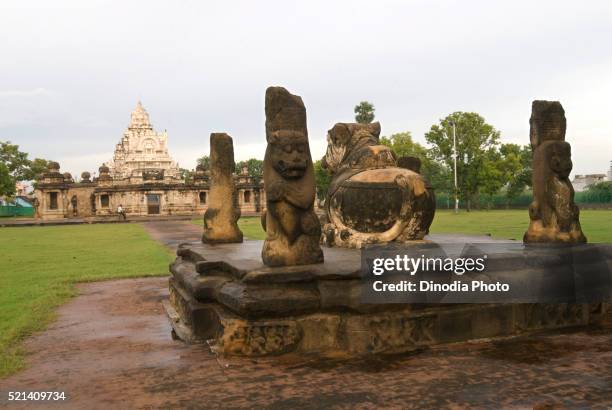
1 221 611 409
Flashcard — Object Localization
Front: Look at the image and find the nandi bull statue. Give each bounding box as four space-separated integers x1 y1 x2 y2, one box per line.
321 122 435 248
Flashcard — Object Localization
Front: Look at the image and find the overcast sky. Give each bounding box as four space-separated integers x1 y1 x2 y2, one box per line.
1 0 611 179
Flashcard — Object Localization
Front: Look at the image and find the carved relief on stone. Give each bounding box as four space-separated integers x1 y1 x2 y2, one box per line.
524 101 586 243
142 169 165 181
525 303 586 329
220 321 302 355
352 314 436 354
261 87 324 266
321 123 435 248
202 133 243 244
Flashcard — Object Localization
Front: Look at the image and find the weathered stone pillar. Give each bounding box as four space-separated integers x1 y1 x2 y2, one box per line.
261 86 324 266
202 133 243 244
523 100 586 243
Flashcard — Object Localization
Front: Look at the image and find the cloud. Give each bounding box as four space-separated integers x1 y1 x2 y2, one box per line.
0 88 51 98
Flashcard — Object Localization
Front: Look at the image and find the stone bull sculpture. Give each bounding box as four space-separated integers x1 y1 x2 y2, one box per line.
321 122 435 248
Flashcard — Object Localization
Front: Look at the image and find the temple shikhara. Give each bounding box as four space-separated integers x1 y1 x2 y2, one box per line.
107 101 181 182
34 102 264 219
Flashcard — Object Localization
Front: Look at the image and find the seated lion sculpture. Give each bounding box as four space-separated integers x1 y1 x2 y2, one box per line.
321 122 435 248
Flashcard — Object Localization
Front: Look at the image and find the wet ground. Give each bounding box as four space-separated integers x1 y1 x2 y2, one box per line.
1 221 611 409
142 220 202 249
1 277 611 409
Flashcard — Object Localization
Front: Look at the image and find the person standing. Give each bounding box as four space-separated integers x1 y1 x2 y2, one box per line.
117 204 126 221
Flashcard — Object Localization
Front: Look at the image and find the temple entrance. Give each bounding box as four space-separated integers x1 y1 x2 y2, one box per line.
147 194 160 214
70 195 78 217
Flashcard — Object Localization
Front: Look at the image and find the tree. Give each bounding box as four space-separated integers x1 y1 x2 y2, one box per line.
313 160 332 202
0 162 14 197
354 101 375 124
380 132 426 158
379 132 452 196
0 141 31 181
179 168 193 184
580 181 612 203
235 158 264 183
197 155 210 170
25 158 50 181
499 144 532 205
477 148 505 208
425 112 501 210
0 141 52 196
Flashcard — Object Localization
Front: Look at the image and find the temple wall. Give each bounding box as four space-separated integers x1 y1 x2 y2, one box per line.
35 183 263 220
236 187 265 213
69 185 96 217
35 186 69 220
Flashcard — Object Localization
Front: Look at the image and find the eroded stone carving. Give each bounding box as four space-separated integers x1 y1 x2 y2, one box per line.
202 133 243 244
62 172 73 183
142 169 164 181
97 165 113 186
397 156 422 174
80 172 91 183
261 87 324 266
220 321 302 356
365 315 436 353
524 101 586 243
525 303 586 329
321 122 435 248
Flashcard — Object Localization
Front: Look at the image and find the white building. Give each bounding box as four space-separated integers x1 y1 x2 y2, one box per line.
572 172 608 192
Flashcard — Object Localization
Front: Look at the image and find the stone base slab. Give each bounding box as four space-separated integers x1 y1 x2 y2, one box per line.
165 278 607 356
165 240 611 356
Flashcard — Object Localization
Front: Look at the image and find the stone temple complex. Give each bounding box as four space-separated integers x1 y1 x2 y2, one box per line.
34 102 265 219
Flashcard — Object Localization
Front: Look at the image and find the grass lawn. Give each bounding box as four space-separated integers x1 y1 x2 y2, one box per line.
431 209 612 242
0 223 174 379
195 209 612 242
192 215 266 240
237 216 265 240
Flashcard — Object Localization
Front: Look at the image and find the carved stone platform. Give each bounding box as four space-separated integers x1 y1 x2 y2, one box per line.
164 240 611 356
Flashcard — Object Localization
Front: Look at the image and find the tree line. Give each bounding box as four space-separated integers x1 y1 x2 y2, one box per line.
382 112 533 210
353 101 533 210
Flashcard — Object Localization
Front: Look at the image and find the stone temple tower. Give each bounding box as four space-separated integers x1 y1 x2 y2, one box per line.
105 101 180 182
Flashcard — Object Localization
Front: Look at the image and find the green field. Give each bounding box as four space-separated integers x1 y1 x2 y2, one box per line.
237 216 265 240
431 209 528 240
431 209 612 242
0 224 174 378
192 215 265 240
224 209 612 242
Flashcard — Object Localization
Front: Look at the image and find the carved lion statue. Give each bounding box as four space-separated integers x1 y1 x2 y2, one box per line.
524 140 586 243
321 122 435 248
